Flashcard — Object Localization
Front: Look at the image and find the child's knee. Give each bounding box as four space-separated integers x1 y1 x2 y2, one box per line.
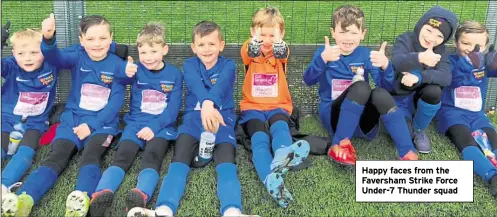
420 84 442 104
347 81 372 105
111 140 140 171
213 143 236 166
42 139 77 174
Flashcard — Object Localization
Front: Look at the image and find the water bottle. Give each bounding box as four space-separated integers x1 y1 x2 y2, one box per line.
197 132 216 162
7 116 27 155
352 67 365 83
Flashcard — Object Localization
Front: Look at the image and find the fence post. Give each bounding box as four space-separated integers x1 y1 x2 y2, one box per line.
486 0 497 109
52 1 86 48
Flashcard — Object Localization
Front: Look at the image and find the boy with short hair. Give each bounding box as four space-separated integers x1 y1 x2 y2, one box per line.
303 5 419 165
1 28 59 205
82 22 183 217
239 6 311 208
391 6 458 153
127 21 258 217
435 21 497 198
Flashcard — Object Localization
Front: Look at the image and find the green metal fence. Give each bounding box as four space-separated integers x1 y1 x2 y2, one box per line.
2 0 496 114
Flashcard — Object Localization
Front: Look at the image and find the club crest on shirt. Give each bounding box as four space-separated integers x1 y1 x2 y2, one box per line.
161 83 173 93
473 70 485 80
211 78 217 85
101 74 113 84
39 73 54 86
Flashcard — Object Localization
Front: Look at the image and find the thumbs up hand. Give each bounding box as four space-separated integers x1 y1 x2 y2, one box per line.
125 56 138 78
486 44 497 72
418 45 441 67
248 27 262 58
370 41 389 70
42 13 56 39
272 26 288 59
467 44 484 69
321 36 341 63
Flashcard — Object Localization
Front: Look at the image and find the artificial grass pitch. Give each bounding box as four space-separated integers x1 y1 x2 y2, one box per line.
3 116 496 217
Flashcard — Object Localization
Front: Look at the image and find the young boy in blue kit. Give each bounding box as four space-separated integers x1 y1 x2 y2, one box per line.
1 29 60 211
87 22 183 217
435 21 497 198
127 21 258 217
1 14 128 217
303 5 419 165
391 6 458 153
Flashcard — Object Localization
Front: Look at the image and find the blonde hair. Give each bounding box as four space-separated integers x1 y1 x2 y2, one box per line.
251 7 285 31
455 21 489 45
9 28 42 47
332 5 365 31
136 22 166 47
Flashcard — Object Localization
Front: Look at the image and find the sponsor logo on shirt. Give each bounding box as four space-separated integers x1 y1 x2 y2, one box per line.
101 74 113 84
473 70 485 80
39 72 54 86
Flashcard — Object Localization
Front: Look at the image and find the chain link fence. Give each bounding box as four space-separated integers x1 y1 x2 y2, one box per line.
2 0 496 114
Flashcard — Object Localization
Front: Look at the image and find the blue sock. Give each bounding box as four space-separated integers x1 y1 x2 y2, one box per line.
95 166 125 193
269 120 292 152
381 110 416 157
413 99 440 130
75 164 102 195
155 162 190 214
332 98 365 145
1 148 6 160
1 146 35 186
17 166 58 204
136 168 160 201
216 163 242 215
462 146 497 183
251 132 272 183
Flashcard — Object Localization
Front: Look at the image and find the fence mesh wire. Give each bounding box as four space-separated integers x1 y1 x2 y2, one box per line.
2 0 496 114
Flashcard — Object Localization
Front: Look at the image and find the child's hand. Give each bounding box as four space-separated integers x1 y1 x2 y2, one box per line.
137 127 154 141
321 36 341 63
370 41 389 70
126 56 138 77
400 72 419 87
418 45 441 67
41 13 56 39
201 100 226 133
73 123 91 140
248 27 262 58
273 27 288 59
487 44 497 72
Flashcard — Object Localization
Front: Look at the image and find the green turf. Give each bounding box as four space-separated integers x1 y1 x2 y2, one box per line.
2 117 495 217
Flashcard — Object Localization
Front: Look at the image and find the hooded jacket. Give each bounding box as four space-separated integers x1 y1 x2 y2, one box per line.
391 6 458 93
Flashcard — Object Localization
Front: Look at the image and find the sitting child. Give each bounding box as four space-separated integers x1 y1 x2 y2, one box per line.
239 7 311 208
435 21 497 198
391 6 458 153
303 5 419 165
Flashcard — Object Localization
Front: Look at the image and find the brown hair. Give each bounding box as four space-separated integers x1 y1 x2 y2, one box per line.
332 5 365 31
137 21 166 47
192 20 223 42
454 20 489 46
251 6 285 32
